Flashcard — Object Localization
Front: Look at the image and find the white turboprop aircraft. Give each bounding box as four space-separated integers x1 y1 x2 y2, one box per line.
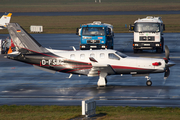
0 13 12 29
6 23 175 86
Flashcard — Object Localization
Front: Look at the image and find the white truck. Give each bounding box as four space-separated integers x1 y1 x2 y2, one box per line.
129 16 165 53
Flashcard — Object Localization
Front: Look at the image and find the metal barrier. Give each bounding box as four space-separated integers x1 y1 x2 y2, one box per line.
82 98 96 117
30 25 43 33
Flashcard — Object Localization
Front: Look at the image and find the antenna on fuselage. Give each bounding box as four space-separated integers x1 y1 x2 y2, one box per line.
68 74 73 78
70 46 76 51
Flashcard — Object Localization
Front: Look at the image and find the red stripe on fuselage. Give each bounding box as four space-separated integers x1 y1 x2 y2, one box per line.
65 67 92 73
111 65 148 70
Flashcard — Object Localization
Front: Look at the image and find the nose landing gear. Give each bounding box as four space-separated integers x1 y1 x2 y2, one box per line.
145 76 152 86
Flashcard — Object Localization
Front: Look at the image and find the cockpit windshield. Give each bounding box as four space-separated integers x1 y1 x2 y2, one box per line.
115 51 127 58
134 23 160 32
82 27 105 36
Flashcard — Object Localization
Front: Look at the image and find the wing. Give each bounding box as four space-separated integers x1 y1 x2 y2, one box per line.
88 57 116 76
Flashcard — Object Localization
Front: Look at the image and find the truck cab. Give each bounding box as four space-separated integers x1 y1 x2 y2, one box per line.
76 21 114 50
129 16 165 53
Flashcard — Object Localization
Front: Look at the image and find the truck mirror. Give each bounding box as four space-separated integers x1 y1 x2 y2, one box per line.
76 28 79 35
163 24 165 31
107 28 112 36
129 24 134 31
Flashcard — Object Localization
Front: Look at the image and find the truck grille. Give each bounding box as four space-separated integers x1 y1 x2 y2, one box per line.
87 40 100 44
139 36 155 41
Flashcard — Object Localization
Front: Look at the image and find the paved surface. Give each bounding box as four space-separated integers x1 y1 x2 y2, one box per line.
0 33 180 107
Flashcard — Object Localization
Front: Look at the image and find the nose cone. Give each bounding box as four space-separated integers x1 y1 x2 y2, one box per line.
166 60 176 67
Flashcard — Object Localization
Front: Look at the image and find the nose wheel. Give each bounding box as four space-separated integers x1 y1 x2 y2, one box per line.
146 80 152 86
145 76 152 86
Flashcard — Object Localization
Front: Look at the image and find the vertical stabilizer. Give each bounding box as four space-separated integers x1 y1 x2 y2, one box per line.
0 13 12 29
7 23 48 53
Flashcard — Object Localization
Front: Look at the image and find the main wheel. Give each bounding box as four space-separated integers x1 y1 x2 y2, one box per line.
156 48 162 53
146 80 152 86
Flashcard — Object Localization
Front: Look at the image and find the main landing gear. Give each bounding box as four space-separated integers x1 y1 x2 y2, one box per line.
97 72 107 87
97 73 152 87
145 76 152 86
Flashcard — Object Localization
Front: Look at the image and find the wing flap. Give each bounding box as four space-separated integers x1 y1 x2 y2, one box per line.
88 62 116 76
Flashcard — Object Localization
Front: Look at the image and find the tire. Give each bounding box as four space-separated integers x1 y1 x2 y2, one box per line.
134 49 138 53
161 38 164 52
156 48 162 53
146 80 152 86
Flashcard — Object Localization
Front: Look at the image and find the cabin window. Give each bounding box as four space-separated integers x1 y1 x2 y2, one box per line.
80 54 85 59
70 54 75 59
90 53 95 58
100 53 105 59
108 53 120 60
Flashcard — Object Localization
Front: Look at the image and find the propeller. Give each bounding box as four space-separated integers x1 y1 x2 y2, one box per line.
164 68 170 79
164 45 170 79
164 45 175 79
164 45 170 63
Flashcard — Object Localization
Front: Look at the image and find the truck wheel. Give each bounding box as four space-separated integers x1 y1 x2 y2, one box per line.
161 47 163 52
134 49 138 53
156 48 162 53
161 40 164 52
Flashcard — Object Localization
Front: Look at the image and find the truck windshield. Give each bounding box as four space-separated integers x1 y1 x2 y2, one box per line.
134 23 160 32
82 27 105 36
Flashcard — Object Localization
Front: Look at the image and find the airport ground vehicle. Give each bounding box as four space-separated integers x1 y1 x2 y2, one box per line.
0 37 15 54
129 16 165 53
76 21 114 50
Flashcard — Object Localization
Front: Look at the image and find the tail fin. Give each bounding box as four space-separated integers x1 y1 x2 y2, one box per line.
0 13 12 29
7 23 48 53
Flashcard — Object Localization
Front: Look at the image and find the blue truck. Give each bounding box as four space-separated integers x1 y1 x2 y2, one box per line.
76 21 114 50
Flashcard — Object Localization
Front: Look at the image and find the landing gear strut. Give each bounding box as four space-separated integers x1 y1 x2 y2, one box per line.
145 76 152 86
97 72 107 86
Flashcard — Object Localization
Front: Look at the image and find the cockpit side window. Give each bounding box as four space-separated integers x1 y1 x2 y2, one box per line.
115 51 127 58
108 53 120 60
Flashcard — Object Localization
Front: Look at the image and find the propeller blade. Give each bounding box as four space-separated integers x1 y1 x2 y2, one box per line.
165 45 170 61
164 68 170 79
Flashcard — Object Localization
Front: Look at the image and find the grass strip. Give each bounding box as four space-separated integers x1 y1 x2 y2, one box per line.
1 14 180 34
0 0 180 12
0 105 180 120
